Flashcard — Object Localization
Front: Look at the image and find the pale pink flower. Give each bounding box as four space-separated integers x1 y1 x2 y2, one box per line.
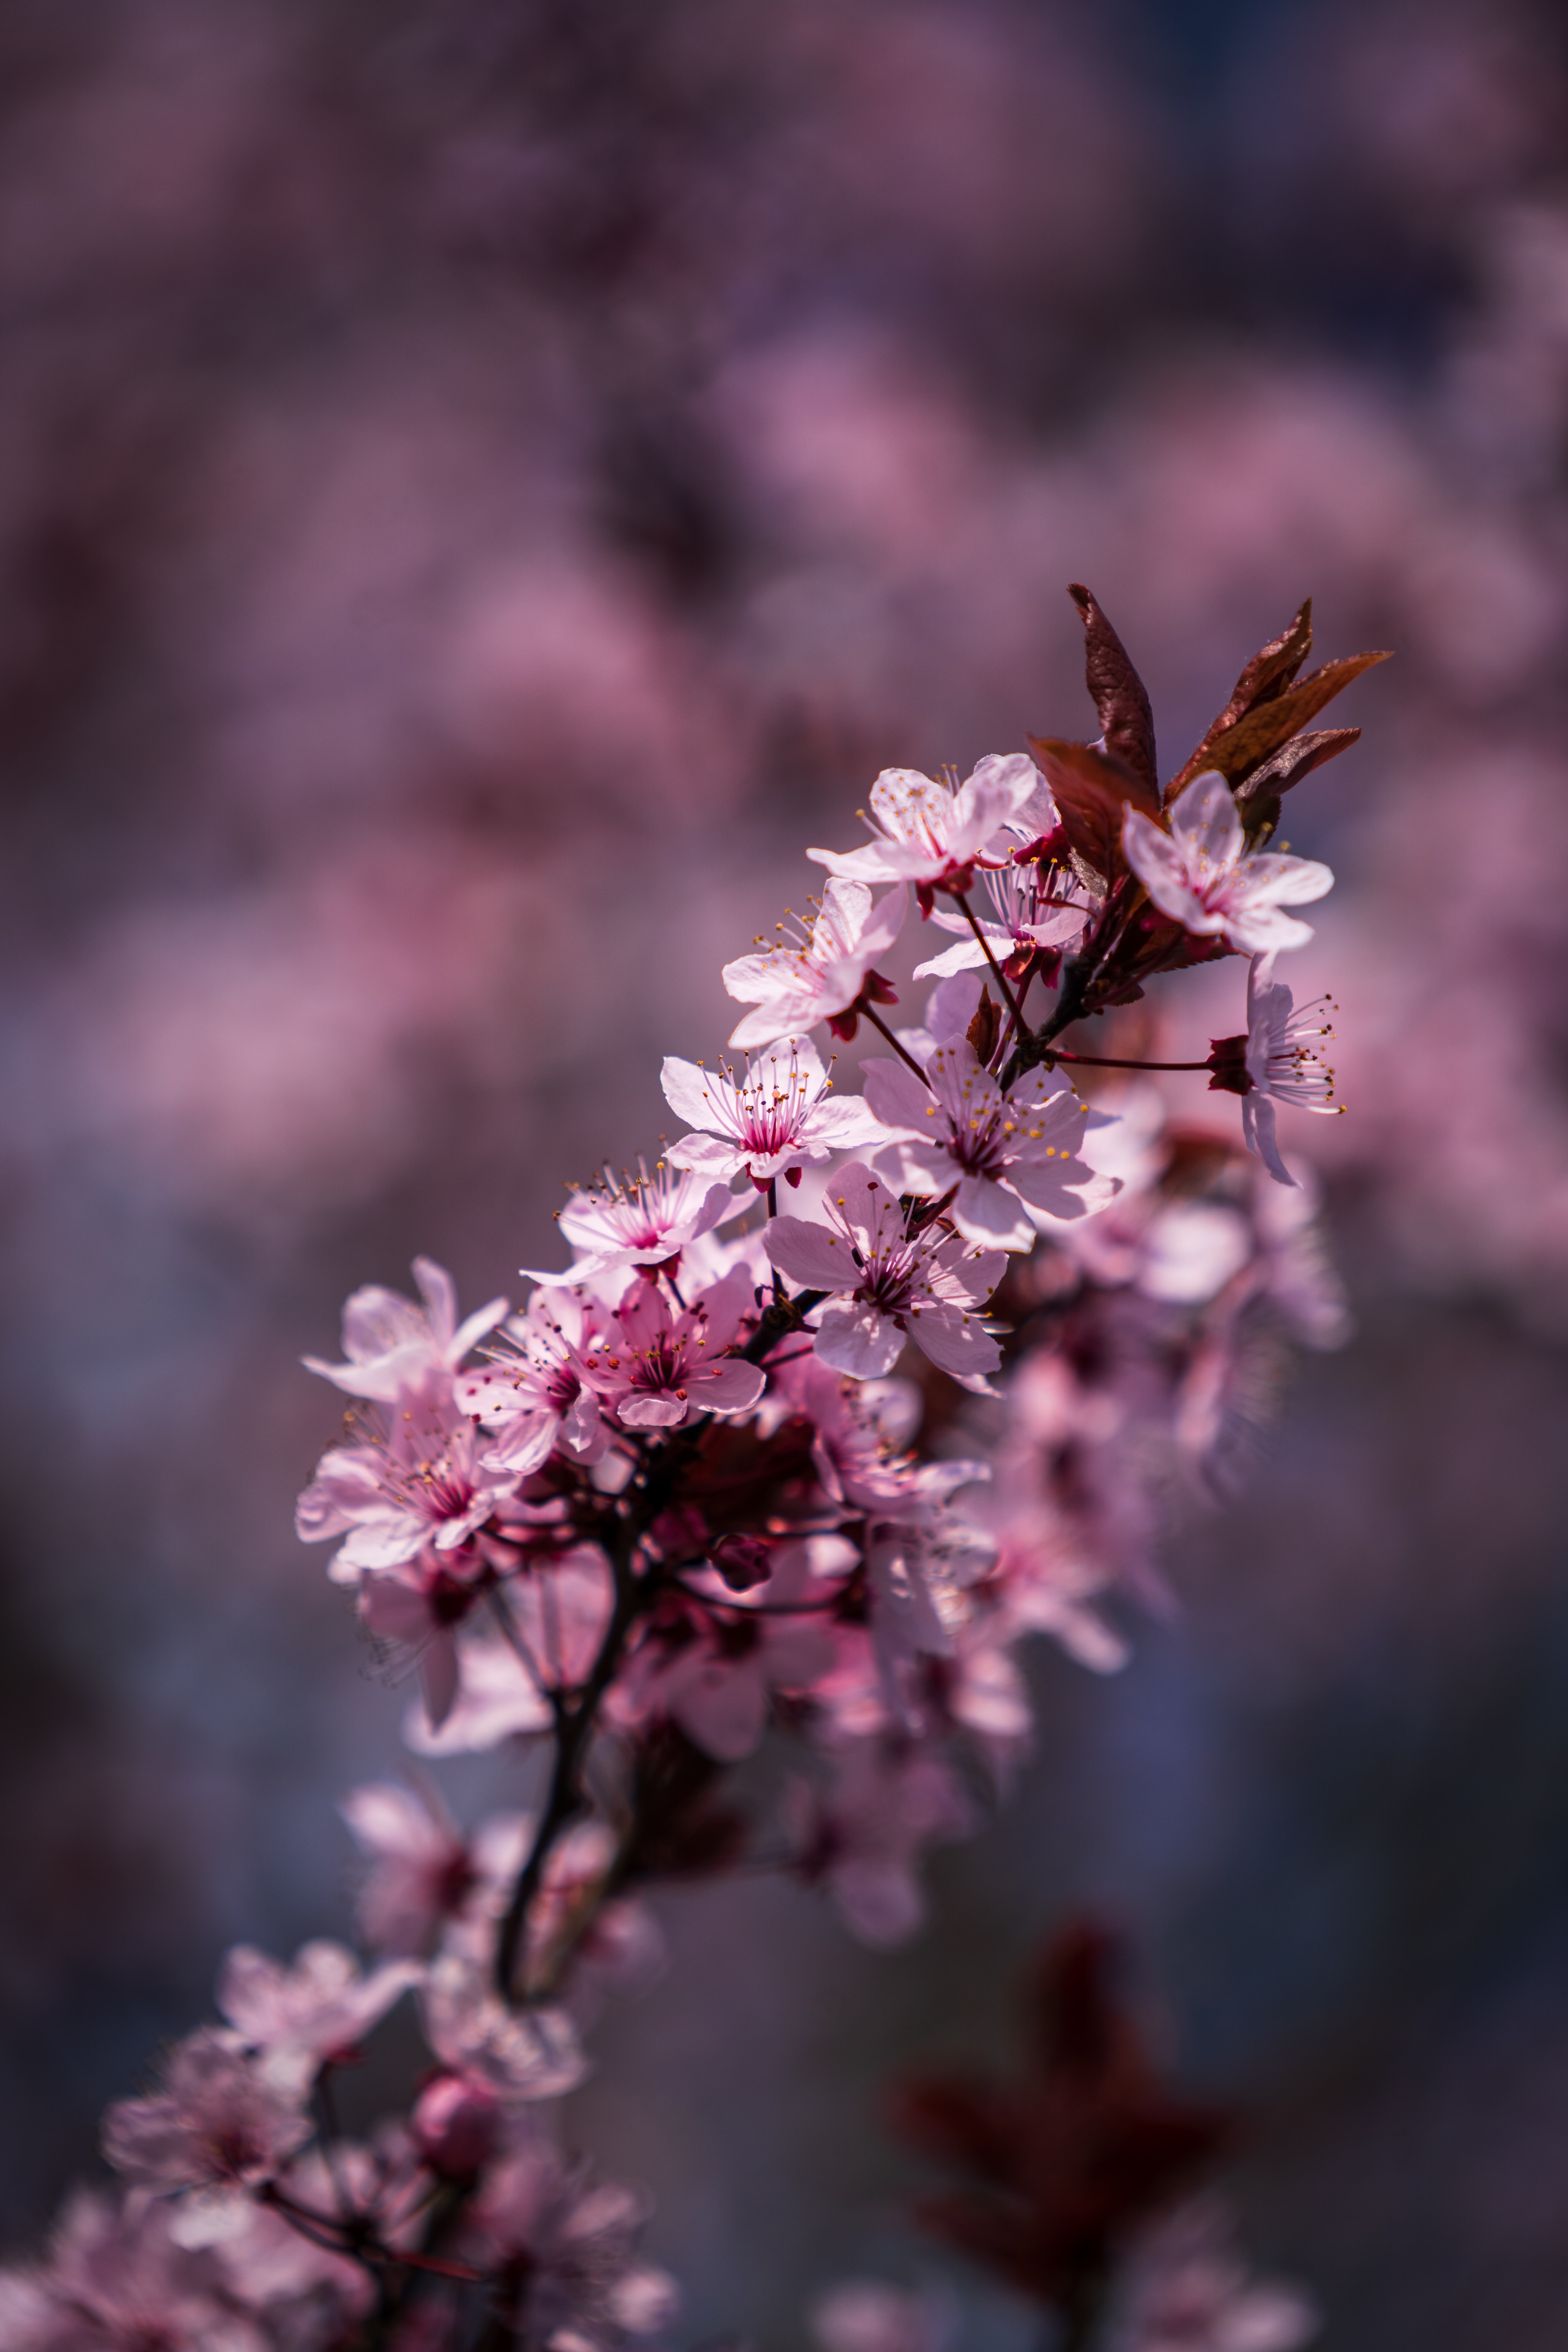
619 1542 840 1762
913 860 1090 980
866 1042 1116 1250
215 1939 419 2092
812 2279 957 2352
808 754 1037 890
1107 2200 1318 2352
526 1159 740 1289
456 1288 611 1472
1122 772 1333 955
402 1626 554 1755
294 1363 519 1580
1239 953 1344 1187
341 1780 487 1955
358 1542 492 1729
460 2129 679 2345
764 1161 1004 1390
661 1034 883 1189
0 2189 267 2352
102 2031 310 2247
303 1255 507 1401
583 1267 766 1430
419 1956 587 2104
723 876 909 1051
788 1743 974 1945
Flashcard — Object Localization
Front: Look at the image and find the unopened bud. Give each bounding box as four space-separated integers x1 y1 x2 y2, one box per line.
967 987 1002 1065
710 1534 773 1592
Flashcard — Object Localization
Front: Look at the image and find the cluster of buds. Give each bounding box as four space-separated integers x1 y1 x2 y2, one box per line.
0 590 1369 2349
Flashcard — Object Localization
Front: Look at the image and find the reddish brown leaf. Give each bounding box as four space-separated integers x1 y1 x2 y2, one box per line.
1167 600 1313 795
1027 735 1158 883
1067 584 1158 804
1169 650 1388 796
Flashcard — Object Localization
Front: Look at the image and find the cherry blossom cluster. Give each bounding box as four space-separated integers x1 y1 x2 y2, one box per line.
0 591 1370 2350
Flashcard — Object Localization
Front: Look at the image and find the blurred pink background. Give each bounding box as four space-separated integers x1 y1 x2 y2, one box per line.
4 2 1568 2344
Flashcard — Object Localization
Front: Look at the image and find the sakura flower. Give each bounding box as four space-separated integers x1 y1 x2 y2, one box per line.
527 1158 741 1289
1236 953 1344 1186
457 1287 610 1472
303 1255 507 1401
459 2129 680 2347
811 2279 957 2352
402 1626 552 1755
102 2030 310 2247
1106 2200 1318 2352
913 859 1090 981
788 1742 975 1945
420 1955 587 2106
808 754 1038 898
765 1163 1004 1390
723 875 909 1051
215 1938 420 2092
358 1542 493 1729
0 2188 268 2352
295 1362 519 1580
1122 772 1333 955
341 1780 488 1954
619 1541 841 1762
583 1266 766 1429
866 1042 1115 1250
661 1034 883 1189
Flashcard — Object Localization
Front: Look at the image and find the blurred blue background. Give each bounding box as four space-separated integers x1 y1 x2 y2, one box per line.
3 2 1568 2343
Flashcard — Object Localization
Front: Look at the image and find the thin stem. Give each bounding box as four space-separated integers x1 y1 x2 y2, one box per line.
859 1004 930 1085
1050 1050 1214 1071
949 888 1028 1033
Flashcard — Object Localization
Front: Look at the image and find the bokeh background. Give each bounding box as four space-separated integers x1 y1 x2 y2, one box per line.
3 0 1568 2343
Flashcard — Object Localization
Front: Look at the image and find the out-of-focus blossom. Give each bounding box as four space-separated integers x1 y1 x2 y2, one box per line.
1122 775 1333 956
723 878 909 1049
662 1036 883 1189
765 1161 1003 1387
215 1938 419 2092
1106 2201 1318 2352
0 2189 269 2352
810 2278 957 2352
460 2129 680 2347
302 1256 507 1401
788 1742 975 1945
865 1042 1114 1248
102 2032 310 2247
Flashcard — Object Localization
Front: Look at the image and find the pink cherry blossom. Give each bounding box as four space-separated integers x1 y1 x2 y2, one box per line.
527 1157 742 1289
341 1780 486 1954
1239 953 1344 1187
402 1624 555 1754
359 1543 494 1728
459 2129 680 2346
788 1742 975 1945
215 1939 420 2092
456 1287 611 1472
617 1543 841 1762
1107 2199 1318 2352
808 754 1038 891
419 1956 587 2105
582 1267 766 1430
294 1363 520 1580
0 2188 267 2352
812 2279 957 2352
722 876 909 1051
866 1041 1116 1250
913 860 1090 981
1122 772 1334 955
764 1161 1004 1390
102 2031 310 2247
661 1034 884 1189
302 1255 508 1401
